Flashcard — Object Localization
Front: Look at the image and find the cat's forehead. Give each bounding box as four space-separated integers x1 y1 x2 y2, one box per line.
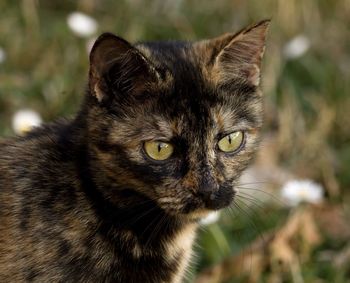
141 90 262 143
137 41 205 85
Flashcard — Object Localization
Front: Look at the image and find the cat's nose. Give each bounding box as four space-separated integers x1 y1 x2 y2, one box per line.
198 172 219 203
198 189 216 204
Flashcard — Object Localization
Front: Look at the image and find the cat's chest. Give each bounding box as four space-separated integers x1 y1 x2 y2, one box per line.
164 223 197 283
110 223 197 283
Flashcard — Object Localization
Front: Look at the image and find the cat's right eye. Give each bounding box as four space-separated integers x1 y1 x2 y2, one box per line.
217 131 244 153
144 141 174 161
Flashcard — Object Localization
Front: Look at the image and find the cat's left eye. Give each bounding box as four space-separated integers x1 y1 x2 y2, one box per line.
218 131 244 153
144 141 174 161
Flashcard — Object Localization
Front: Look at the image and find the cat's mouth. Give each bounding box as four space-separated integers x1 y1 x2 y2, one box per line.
180 185 236 216
155 182 236 218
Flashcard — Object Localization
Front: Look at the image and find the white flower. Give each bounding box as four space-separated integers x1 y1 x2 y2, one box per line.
0 47 6 63
12 109 42 135
200 211 220 225
283 35 310 60
67 12 97 38
280 179 324 207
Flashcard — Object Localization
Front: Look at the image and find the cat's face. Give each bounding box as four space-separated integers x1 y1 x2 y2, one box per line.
86 21 269 219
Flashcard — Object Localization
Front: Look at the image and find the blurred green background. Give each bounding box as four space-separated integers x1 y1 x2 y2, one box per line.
0 1 349 282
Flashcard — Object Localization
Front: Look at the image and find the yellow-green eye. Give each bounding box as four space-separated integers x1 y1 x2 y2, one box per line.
144 141 174 161
218 131 244 153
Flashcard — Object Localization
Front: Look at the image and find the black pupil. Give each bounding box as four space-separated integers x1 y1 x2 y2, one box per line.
228 135 232 144
158 143 162 152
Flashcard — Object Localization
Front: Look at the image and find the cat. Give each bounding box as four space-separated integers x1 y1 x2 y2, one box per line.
0 20 269 283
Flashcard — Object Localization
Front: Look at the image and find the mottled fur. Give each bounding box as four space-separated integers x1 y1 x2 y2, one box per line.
0 21 269 282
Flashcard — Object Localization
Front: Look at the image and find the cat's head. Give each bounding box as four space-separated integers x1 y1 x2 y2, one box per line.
85 20 269 220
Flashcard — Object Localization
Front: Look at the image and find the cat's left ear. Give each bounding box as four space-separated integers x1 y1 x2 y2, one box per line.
204 20 270 87
89 33 159 102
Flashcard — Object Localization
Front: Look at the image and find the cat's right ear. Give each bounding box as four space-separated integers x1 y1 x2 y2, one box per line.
197 20 270 87
89 33 159 102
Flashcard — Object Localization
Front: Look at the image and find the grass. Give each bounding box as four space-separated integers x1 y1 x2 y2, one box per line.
1 0 349 282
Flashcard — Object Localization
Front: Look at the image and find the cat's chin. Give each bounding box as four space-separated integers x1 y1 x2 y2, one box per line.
185 208 214 221
159 204 215 221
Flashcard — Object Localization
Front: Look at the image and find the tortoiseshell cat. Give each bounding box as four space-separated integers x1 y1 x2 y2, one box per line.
0 20 269 282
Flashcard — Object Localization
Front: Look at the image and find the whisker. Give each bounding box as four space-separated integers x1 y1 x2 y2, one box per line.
236 192 268 210
145 214 168 248
236 186 285 205
227 205 253 279
232 201 265 243
120 204 160 228
235 198 268 220
238 180 273 186
235 198 268 234
141 212 163 247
